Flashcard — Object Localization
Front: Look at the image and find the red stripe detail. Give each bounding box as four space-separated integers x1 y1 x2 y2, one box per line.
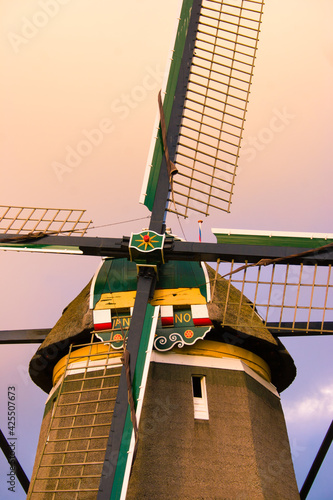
193 318 212 327
161 317 174 327
95 322 112 331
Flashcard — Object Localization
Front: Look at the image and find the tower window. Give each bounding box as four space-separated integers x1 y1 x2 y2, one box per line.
191 375 209 420
192 376 202 398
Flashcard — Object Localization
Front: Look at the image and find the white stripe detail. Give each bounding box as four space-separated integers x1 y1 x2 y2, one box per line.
46 357 123 405
150 351 279 398
191 304 209 320
201 262 211 302
212 228 333 240
0 247 83 255
120 305 160 500
89 258 105 309
139 0 184 206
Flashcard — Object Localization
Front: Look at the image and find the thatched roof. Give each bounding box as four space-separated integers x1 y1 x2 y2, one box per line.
29 262 296 394
206 265 278 344
205 264 296 392
29 281 93 393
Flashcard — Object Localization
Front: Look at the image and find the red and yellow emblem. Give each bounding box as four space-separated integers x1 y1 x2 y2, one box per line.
135 232 161 251
129 230 165 264
113 334 123 341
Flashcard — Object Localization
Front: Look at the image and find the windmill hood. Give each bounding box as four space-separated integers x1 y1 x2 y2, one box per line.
29 281 94 393
29 259 296 393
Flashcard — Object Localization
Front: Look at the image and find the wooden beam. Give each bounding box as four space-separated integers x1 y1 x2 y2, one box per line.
0 329 50 344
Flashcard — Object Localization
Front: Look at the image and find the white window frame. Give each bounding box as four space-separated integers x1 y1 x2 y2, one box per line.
192 375 209 420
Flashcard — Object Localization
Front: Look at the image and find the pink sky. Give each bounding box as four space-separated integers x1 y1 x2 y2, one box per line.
0 1 332 498
0 0 331 237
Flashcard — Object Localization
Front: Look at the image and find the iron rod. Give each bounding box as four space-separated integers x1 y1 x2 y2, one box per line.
299 420 333 499
0 428 30 494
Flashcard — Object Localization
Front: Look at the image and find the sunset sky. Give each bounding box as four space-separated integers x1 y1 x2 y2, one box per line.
0 1 332 498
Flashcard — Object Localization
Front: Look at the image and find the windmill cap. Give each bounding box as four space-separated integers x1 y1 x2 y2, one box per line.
29 261 296 394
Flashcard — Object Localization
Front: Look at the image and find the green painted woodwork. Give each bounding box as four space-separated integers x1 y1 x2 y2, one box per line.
111 303 155 500
154 306 211 351
0 243 81 253
92 259 208 309
158 261 208 300
95 312 131 348
92 259 138 308
143 0 195 211
213 230 333 249
129 230 165 264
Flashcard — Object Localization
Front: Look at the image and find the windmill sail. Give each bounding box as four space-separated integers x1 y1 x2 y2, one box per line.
0 205 92 255
0 205 92 236
213 229 333 336
141 0 264 217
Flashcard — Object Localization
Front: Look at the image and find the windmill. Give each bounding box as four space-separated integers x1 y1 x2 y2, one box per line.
0 0 332 498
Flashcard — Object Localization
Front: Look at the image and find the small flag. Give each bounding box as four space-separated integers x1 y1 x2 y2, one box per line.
198 220 203 242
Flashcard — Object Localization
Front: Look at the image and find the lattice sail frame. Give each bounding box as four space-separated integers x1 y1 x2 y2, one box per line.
29 335 123 496
215 261 333 335
141 0 265 218
212 228 333 336
173 0 264 216
0 206 92 236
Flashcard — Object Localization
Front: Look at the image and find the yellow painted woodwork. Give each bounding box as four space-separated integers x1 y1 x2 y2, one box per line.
95 287 206 311
95 291 137 310
178 340 271 382
53 339 271 388
53 345 122 386
151 287 206 306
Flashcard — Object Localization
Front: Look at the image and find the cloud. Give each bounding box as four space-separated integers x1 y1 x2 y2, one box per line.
283 381 333 424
